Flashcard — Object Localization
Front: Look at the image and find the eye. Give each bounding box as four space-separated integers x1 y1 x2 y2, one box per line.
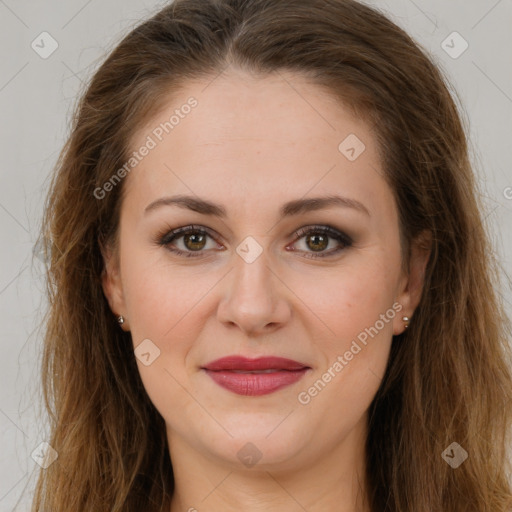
158 225 222 258
288 225 352 259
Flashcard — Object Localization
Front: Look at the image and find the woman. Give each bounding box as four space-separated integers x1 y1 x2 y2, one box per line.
33 0 512 510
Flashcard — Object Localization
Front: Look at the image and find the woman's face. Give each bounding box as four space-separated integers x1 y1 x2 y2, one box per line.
102 68 426 473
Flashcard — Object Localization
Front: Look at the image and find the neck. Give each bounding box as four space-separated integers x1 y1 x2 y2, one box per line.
167 417 370 512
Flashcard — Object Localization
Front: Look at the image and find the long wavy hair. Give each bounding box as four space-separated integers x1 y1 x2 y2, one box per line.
32 0 512 510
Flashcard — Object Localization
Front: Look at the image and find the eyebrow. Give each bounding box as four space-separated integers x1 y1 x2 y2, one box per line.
144 194 370 218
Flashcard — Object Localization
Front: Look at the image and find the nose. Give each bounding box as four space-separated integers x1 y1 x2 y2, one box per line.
216 249 292 337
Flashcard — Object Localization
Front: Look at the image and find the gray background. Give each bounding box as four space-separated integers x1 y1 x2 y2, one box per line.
0 0 511 509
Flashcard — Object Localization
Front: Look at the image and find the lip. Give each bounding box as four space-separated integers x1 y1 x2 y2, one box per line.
202 356 310 396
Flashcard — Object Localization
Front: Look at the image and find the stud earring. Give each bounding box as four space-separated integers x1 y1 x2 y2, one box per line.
402 316 410 329
117 315 125 325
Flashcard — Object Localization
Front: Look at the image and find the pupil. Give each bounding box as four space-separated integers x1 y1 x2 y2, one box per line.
307 234 328 252
185 233 206 251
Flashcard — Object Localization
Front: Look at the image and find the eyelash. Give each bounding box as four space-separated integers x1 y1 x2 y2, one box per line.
157 224 353 259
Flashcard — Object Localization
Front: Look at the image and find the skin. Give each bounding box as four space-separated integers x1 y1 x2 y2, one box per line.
102 67 430 512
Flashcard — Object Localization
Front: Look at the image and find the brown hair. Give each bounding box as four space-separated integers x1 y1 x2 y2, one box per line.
33 0 512 510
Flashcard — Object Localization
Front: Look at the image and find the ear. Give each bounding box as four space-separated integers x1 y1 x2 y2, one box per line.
99 237 129 331
393 230 432 335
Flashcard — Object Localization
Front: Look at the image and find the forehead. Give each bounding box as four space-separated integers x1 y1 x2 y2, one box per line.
132 69 370 159
123 69 394 223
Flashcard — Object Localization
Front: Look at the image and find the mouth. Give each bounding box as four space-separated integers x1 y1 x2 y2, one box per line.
201 356 311 396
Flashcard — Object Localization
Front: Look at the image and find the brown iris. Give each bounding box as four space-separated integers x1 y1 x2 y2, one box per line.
184 232 207 251
306 233 328 252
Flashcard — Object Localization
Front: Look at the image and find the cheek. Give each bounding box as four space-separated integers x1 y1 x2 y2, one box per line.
292 256 400 349
120 244 220 343
121 260 215 422
292 253 399 417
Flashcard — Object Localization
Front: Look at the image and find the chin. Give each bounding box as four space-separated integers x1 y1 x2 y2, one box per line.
196 418 314 470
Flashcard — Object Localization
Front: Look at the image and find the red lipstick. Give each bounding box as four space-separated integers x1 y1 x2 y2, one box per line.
202 356 310 396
